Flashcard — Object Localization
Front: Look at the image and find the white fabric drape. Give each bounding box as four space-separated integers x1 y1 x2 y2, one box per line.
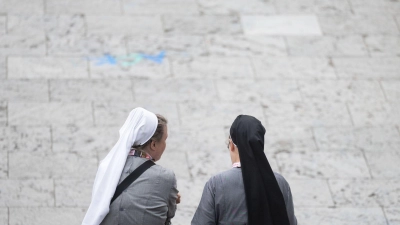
82 107 158 225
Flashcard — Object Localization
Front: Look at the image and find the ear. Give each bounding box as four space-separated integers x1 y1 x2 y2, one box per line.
149 140 157 152
229 142 235 152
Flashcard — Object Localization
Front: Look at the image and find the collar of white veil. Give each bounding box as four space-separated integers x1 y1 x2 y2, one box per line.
82 107 158 225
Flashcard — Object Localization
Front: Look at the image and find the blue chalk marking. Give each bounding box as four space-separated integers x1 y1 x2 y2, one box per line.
94 54 117 65
141 51 165 64
89 51 166 67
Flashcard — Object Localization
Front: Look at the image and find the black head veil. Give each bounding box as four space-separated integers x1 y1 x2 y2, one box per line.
230 115 290 225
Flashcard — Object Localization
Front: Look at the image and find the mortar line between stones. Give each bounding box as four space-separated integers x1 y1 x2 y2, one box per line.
346 0 355 15
5 56 8 79
130 79 135 102
53 179 56 207
311 127 320 152
381 206 390 225
361 35 372 58
394 15 400 33
283 37 291 56
176 103 182 127
328 57 340 80
361 149 373 179
5 101 8 126
184 151 193 180
119 0 124 15
50 125 53 152
345 103 355 126
325 179 335 207
212 80 220 102
47 80 51 102
7 151 9 178
7 207 9 225
378 81 389 102
295 79 305 102
43 0 46 14
249 57 258 81
91 102 96 126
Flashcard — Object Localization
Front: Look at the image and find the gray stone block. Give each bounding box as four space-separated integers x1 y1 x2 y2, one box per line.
46 0 121 14
314 127 400 152
0 0 43 14
197 0 276 15
287 36 368 56
8 57 89 79
0 180 54 207
9 208 86 225
275 0 352 15
264 102 352 127
0 57 5 79
86 16 163 35
241 15 322 36
48 34 127 57
0 151 7 178
4 126 51 152
217 79 301 103
329 179 400 207
333 57 400 79
93 102 180 128
0 102 6 126
319 15 399 35
385 208 400 225
173 57 254 79
365 35 400 57
296 207 387 225
52 125 119 153
207 35 287 57
0 34 46 56
350 0 400 14
163 15 242 35
0 208 7 225
8 103 93 126
179 102 264 129
8 15 85 37
288 179 334 207
0 80 49 102
89 57 171 79
157 151 191 180
50 79 133 102
253 57 336 79
264 127 317 153
277 151 370 178
347 102 400 126
55 179 93 207
382 81 400 102
123 0 199 15
134 79 217 103
9 152 97 179
127 35 207 60
0 16 5 35
365 151 400 178
298 80 385 103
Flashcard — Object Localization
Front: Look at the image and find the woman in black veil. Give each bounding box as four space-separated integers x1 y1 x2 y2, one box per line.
191 115 297 225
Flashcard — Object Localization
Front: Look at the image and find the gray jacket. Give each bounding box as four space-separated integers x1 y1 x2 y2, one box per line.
191 168 297 225
101 156 178 225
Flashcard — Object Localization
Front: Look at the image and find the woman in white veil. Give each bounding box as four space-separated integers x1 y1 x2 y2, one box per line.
83 107 179 225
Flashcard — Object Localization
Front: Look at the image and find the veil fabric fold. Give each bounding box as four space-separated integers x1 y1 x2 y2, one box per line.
82 107 158 225
230 115 290 225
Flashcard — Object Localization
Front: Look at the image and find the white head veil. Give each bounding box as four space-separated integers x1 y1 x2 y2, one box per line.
82 107 158 225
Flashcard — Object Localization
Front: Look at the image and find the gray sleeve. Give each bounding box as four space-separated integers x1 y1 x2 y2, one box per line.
285 185 297 225
167 173 178 220
191 179 216 225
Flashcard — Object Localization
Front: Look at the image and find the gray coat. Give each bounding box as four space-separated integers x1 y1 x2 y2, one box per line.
101 156 178 225
191 168 297 225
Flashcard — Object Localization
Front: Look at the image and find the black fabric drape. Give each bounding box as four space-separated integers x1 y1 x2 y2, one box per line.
230 115 290 225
